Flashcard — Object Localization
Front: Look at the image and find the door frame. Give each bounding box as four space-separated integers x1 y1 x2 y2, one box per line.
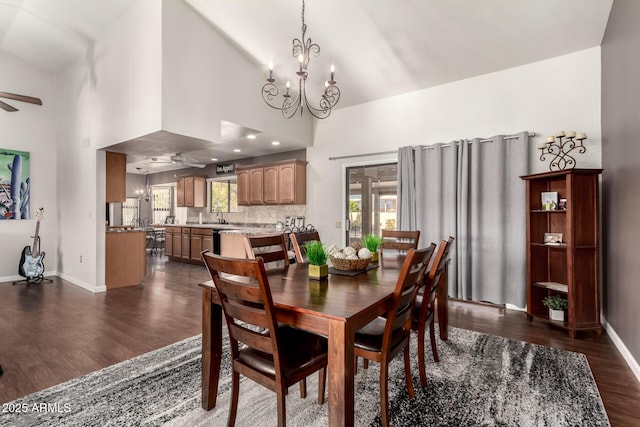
341 157 397 248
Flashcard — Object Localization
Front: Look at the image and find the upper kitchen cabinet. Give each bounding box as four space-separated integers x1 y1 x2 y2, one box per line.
237 167 264 206
237 160 307 206
177 176 207 207
106 151 126 203
278 160 306 204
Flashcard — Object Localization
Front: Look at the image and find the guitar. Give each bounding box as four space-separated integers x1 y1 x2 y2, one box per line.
18 208 45 279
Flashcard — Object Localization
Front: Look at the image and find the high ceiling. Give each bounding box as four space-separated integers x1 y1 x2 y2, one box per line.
1 0 613 172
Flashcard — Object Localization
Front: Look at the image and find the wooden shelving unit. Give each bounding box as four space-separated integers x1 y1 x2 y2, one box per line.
520 169 602 338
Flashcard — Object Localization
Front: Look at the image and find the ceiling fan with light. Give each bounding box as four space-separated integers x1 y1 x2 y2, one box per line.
150 153 206 168
0 91 43 112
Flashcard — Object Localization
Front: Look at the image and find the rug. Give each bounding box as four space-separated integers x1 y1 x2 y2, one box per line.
0 327 609 426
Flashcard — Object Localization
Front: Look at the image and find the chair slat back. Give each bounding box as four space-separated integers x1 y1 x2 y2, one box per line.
380 230 420 251
202 252 279 357
427 236 455 294
290 231 321 263
243 234 290 268
383 245 435 345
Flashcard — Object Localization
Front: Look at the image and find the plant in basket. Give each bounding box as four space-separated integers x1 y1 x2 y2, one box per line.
305 240 328 279
362 234 383 262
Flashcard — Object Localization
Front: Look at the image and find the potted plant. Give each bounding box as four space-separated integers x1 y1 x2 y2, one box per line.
362 234 383 262
305 241 329 279
542 295 568 322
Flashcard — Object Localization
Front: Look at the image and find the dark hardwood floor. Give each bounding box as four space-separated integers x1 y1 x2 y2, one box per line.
1 255 639 425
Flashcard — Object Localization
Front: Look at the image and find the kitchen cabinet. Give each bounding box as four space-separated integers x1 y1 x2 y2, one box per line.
237 170 250 206
237 160 307 206
177 176 207 207
520 169 602 338
249 168 264 205
181 228 191 260
263 165 279 204
190 228 214 261
278 161 306 204
164 226 181 258
106 151 126 203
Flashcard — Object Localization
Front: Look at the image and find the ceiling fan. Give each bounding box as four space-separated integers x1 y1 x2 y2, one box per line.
0 91 43 112
150 153 206 168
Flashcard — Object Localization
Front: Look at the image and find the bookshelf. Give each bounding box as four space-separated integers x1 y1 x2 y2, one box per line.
520 169 602 338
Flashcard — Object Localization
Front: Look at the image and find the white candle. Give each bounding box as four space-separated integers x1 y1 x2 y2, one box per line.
576 132 587 140
555 131 566 137
537 142 547 149
546 136 555 143
567 131 576 138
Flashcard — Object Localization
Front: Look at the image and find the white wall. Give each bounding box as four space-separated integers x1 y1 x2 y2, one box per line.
0 52 58 281
56 0 163 292
308 48 602 247
161 0 313 147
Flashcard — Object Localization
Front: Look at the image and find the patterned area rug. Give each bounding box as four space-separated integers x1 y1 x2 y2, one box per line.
0 327 609 426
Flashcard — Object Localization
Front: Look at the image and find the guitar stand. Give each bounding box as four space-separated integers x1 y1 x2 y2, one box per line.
12 275 53 286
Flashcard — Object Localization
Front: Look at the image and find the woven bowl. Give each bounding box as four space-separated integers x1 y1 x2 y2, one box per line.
329 255 371 271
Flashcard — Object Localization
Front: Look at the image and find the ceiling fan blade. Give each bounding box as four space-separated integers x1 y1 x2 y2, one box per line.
0 100 18 112
184 162 206 168
0 91 43 105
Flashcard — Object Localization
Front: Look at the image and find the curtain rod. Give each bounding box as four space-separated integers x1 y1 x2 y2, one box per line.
328 132 535 160
424 131 536 149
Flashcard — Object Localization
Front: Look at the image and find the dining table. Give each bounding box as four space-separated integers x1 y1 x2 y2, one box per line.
198 259 449 427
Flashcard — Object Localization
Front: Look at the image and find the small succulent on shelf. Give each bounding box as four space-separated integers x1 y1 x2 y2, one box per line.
542 295 568 311
304 241 328 266
362 234 383 252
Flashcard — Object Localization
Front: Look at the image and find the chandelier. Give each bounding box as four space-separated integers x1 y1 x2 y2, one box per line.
261 0 340 119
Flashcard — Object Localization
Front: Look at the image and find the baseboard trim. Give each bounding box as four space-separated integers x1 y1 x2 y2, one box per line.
601 314 640 384
57 273 106 294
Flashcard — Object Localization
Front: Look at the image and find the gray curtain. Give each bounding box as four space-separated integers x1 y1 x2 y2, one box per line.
397 131 530 307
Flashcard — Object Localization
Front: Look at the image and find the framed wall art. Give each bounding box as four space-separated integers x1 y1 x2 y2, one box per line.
0 149 31 219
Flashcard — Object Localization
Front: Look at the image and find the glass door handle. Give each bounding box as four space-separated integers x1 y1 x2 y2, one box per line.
345 219 350 232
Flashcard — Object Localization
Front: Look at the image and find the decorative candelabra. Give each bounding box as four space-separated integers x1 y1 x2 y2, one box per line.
261 0 340 119
538 131 587 171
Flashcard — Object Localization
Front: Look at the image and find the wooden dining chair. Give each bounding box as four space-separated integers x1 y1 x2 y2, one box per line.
354 245 435 427
379 229 420 268
290 231 321 263
411 236 454 387
243 234 290 270
202 252 328 427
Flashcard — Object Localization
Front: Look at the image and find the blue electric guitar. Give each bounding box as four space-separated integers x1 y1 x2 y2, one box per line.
18 208 45 279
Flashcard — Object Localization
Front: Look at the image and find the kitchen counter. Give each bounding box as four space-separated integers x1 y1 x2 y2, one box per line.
218 227 285 235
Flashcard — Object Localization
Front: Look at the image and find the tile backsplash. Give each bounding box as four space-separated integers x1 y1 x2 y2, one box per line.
187 204 307 227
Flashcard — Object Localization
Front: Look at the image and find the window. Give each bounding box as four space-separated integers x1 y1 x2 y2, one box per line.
210 179 238 213
122 197 138 226
151 187 172 224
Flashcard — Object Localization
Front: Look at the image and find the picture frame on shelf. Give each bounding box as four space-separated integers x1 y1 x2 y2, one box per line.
558 198 567 210
541 191 558 210
544 232 563 244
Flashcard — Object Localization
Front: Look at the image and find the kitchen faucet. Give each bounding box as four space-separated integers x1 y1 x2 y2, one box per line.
217 209 226 224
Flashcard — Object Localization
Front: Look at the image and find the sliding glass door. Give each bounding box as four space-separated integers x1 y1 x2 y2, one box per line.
345 163 397 245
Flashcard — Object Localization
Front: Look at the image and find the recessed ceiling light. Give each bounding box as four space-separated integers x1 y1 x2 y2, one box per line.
233 149 241 153
271 141 280 145
247 134 256 139
210 158 218 161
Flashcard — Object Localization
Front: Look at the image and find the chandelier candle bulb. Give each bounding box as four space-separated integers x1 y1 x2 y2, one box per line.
330 64 335 81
